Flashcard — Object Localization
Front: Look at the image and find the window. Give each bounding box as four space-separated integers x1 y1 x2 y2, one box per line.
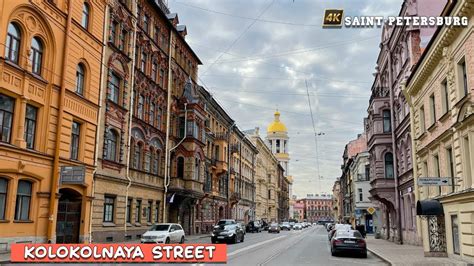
384 152 394 178
177 157 184 178
459 59 468 97
105 129 118 161
119 29 127 50
276 139 280 153
429 94 436 125
441 79 449 114
103 196 115 222
358 188 363 202
452 215 460 254
126 198 132 223
15 180 32 221
463 136 472 187
383 110 391 132
0 94 14 143
30 37 43 75
108 72 120 103
268 189 271 199
154 201 160 222
5 23 21 64
146 200 152 223
70 122 80 160
143 15 149 33
419 106 426 133
154 26 160 43
447 147 455 193
178 117 185 138
24 105 38 149
82 3 90 29
365 164 370 181
76 64 85 95
194 158 200 180
111 20 118 44
159 69 165 88
149 103 155 126
152 149 159 175
157 107 162 129
144 151 150 172
0 178 7 220
152 61 158 81
141 51 147 72
434 154 441 195
133 142 142 169
137 94 144 119
135 199 141 223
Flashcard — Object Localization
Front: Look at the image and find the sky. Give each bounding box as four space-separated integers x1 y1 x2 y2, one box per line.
168 0 402 198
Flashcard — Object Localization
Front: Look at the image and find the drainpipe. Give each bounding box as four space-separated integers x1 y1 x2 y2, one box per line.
47 0 73 243
124 3 139 238
402 82 422 241
163 30 174 224
387 47 403 244
89 2 110 243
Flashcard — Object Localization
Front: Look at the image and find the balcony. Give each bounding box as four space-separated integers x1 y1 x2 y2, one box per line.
369 178 396 206
214 132 228 141
216 160 228 172
230 144 239 154
230 192 241 202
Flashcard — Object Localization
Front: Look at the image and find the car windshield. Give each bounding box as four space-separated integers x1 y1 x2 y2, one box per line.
150 224 170 231
218 220 233 225
271 223 278 226
336 230 360 238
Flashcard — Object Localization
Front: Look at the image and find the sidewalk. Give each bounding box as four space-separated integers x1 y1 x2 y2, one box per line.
366 235 469 266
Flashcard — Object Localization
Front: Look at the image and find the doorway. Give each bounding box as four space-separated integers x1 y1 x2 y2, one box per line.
56 188 82 243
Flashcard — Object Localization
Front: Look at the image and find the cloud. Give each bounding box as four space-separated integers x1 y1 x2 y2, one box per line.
171 0 401 197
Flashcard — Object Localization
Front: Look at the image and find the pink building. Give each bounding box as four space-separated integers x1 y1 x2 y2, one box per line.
366 0 446 245
293 200 305 222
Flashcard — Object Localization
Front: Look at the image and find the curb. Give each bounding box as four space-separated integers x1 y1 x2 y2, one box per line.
185 234 210 241
367 247 393 266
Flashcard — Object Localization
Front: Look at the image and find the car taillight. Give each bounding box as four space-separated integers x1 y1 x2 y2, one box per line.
333 239 344 245
358 239 366 247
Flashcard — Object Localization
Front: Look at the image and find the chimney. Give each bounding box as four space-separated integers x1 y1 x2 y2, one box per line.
255 127 260 136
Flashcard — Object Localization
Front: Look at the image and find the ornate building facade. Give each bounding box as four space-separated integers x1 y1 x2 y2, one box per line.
406 0 474 260
0 0 105 248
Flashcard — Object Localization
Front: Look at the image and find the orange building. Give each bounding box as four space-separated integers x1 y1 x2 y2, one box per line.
0 0 105 249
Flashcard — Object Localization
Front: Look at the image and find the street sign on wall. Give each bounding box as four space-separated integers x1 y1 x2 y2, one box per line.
418 177 452 186
60 166 85 184
367 207 376 215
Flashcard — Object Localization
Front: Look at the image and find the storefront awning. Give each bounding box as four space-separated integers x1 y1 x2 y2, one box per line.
416 200 444 216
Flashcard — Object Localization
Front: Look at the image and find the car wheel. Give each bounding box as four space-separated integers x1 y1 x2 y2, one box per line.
180 236 185 244
331 248 336 257
231 235 237 244
165 237 170 244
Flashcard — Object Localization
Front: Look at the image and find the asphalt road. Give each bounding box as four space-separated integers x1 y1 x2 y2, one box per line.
187 225 388 266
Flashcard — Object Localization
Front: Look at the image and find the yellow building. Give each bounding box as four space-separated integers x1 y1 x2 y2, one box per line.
405 0 473 261
0 0 104 248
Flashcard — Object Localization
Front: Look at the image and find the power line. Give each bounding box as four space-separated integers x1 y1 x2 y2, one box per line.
203 74 371 84
201 0 276 75
172 0 323 27
206 88 368 98
306 80 322 191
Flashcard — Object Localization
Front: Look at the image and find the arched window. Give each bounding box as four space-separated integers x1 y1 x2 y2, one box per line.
385 152 394 178
152 149 160 175
5 23 21 64
383 110 391 133
30 37 43 75
105 129 118 161
15 180 32 221
0 178 7 220
177 157 184 178
76 64 85 95
108 72 121 103
82 2 90 29
132 141 142 170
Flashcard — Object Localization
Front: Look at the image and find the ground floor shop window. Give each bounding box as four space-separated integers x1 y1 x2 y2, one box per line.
451 215 460 254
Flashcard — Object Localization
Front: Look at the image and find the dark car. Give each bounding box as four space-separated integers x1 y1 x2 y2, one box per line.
236 223 246 235
211 224 244 244
261 220 269 231
246 220 262 233
268 223 280 233
331 230 367 258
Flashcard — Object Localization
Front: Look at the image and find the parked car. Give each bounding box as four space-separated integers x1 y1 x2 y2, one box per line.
268 223 280 233
328 224 352 240
293 223 303 230
246 220 262 233
261 220 269 231
280 222 291 231
216 219 237 227
141 223 185 244
211 223 244 244
331 230 367 258
236 223 246 235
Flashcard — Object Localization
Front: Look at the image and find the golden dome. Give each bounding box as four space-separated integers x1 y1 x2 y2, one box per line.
267 110 287 133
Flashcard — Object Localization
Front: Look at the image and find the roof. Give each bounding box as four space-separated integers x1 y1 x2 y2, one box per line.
267 110 287 133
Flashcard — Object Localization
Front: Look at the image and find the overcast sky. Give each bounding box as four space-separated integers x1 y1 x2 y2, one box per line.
169 0 402 198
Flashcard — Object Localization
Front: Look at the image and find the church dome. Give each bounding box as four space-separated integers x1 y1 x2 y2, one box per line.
267 110 287 133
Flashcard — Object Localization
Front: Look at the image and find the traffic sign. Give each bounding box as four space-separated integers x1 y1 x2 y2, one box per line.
367 207 376 215
418 177 452 186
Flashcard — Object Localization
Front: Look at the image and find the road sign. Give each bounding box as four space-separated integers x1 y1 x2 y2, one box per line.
418 177 452 186
367 207 376 215
60 166 85 184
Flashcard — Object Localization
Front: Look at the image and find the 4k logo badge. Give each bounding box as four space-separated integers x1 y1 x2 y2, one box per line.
323 9 344 27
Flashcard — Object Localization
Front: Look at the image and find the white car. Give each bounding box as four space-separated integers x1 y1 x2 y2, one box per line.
141 223 185 244
293 223 303 230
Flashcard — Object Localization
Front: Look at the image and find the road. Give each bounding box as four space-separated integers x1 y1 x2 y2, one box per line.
186 225 387 266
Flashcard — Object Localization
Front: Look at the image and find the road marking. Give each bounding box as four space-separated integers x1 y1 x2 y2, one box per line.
227 235 287 257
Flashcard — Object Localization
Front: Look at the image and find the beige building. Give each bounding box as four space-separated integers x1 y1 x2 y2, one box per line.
247 127 279 222
405 0 473 261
